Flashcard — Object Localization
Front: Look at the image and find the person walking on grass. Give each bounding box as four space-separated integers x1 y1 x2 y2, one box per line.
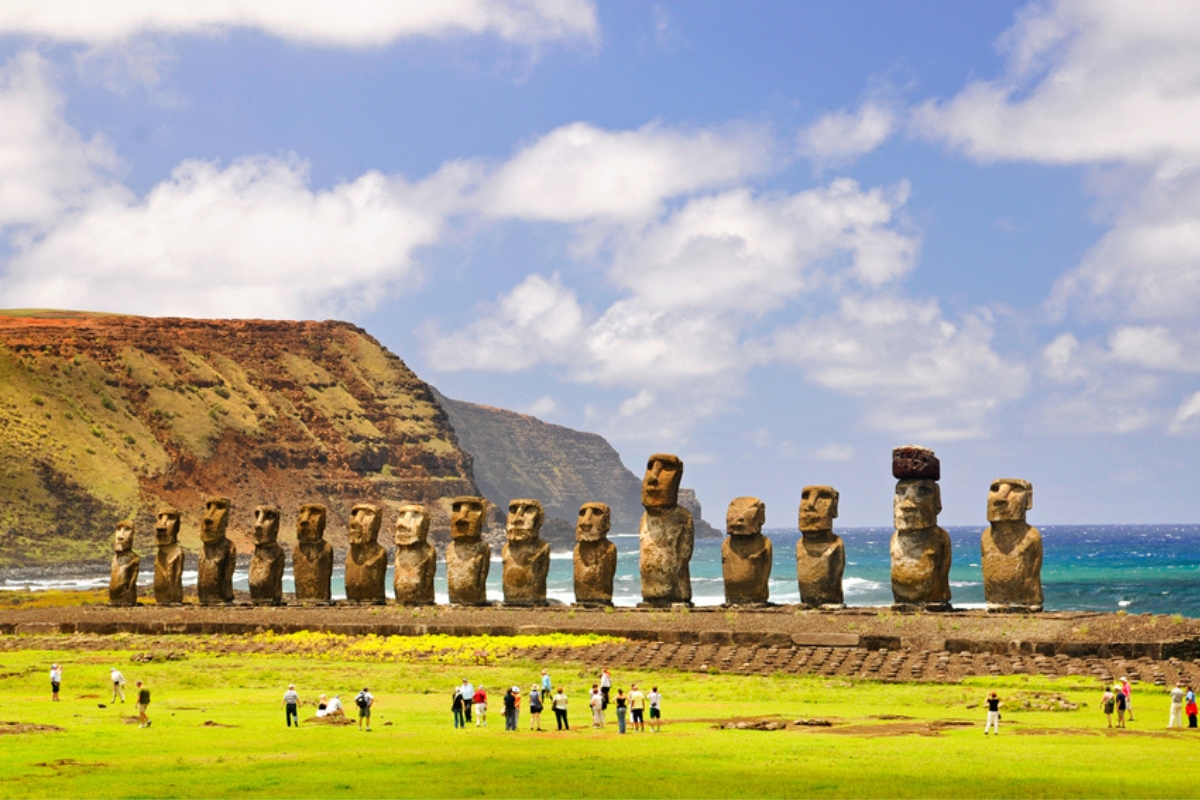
452 685 466 729
49 664 62 702
590 685 605 728
1115 684 1127 728
984 692 1001 735
615 688 627 734
648 686 663 732
1120 677 1134 722
529 685 544 731
1170 683 1185 729
460 678 474 725
282 684 300 727
1186 686 1197 729
110 667 126 704
541 670 552 701
1102 687 1115 728
600 668 612 710
503 687 516 732
628 684 645 732
473 685 488 727
355 687 374 731
136 680 151 728
552 687 569 731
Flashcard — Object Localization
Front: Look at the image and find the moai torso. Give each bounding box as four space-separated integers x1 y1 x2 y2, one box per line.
721 497 772 604
197 497 237 606
796 485 845 607
638 454 694 606
981 479 1043 610
573 502 617 606
248 506 286 606
446 496 491 605
502 499 551 606
344 503 387 604
293 504 333 604
109 521 139 607
153 509 185 605
393 504 436 605
889 447 951 607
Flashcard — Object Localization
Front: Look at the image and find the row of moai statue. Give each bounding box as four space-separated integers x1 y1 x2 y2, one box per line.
109 446 1042 612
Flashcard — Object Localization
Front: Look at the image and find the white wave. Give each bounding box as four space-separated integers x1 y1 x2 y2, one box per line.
949 581 980 588
954 602 987 610
1118 599 1132 607
550 552 573 560
843 577 885 594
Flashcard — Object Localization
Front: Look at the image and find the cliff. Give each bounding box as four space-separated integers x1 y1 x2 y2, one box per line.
0 311 476 565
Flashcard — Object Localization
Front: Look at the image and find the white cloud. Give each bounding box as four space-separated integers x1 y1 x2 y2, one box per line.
1170 390 1200 433
522 395 558 417
473 121 774 223
799 101 895 166
0 0 598 47
1108 326 1200 372
815 443 855 462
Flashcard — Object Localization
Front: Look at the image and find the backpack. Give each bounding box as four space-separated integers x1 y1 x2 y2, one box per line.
356 692 369 709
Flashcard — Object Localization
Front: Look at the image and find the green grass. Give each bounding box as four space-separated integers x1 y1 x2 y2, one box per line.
0 640 1195 798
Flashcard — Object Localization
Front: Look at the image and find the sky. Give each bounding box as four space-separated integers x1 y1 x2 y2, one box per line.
1 1 1199 527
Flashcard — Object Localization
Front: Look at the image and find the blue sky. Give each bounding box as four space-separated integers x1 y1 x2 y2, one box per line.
2 1 1199 527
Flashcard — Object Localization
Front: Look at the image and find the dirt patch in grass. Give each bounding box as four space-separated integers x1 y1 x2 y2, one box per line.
304 715 355 725
34 758 107 768
0 721 64 735
201 720 237 728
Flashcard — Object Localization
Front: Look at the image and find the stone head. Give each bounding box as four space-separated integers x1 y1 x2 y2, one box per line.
726 496 765 536
154 509 180 547
201 497 231 543
642 453 683 509
450 496 486 541
296 503 327 543
113 521 134 553
349 503 382 547
987 478 1032 523
894 479 941 531
506 499 544 543
394 504 430 546
576 502 611 543
799 485 839 532
253 505 281 545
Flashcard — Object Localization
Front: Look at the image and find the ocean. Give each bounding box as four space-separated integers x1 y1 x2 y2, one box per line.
5 525 1200 616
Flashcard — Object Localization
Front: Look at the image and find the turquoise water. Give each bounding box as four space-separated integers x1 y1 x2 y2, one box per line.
6 525 1200 615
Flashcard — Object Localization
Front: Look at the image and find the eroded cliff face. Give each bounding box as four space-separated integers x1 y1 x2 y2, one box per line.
0 312 476 564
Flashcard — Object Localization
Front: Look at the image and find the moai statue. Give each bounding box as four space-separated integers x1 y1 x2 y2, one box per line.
721 497 772 605
890 446 952 610
108 520 139 607
446 496 491 606
638 453 694 607
292 503 333 604
153 508 184 606
248 506 285 606
197 497 237 606
393 504 436 606
344 503 387 604
981 478 1043 612
502 499 551 606
573 502 617 606
796 486 846 608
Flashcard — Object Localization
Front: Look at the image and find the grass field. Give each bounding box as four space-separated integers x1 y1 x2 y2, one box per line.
0 637 1195 798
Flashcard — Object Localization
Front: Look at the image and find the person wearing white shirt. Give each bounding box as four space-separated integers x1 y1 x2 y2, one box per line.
110 668 126 703
647 687 662 732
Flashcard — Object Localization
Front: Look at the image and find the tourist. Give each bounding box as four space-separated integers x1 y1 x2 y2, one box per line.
541 669 552 701
628 683 645 732
552 687 569 731
317 694 328 714
452 685 466 729
473 685 488 727
984 691 1000 735
600 668 612 709
1170 683 1185 728
512 686 522 730
1186 686 1197 728
590 686 605 728
49 663 62 702
325 694 344 718
1101 686 1115 728
355 687 374 731
503 687 516 732
135 680 151 728
1114 683 1127 728
1121 677 1134 721
615 688 627 734
282 684 300 727
110 667 126 704
648 686 662 732
461 678 474 724
529 684 544 731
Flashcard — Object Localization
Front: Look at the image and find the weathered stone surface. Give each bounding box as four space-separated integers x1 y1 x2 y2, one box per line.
248 506 285 606
722 497 772 604
153 508 184 606
796 485 845 607
108 521 139 607
344 503 387 605
446 496 491 605
892 445 940 481
392 504 436 606
890 477 952 607
981 478 1043 611
293 503 333 604
639 454 694 606
574 502 617 605
197 497 237 606
502 498 550 606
